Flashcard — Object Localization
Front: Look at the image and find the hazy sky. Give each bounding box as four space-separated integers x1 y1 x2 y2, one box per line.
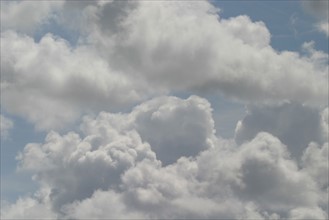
1 0 328 219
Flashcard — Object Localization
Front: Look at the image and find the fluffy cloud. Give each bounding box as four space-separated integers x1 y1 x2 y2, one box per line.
83 0 327 104
0 1 64 34
0 115 13 140
1 31 151 130
234 102 327 160
2 96 327 219
131 95 216 165
15 96 213 213
1 193 56 219
1 1 328 219
220 15 271 48
1 0 328 130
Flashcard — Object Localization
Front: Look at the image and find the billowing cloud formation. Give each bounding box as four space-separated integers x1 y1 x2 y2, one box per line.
1 1 328 219
1 96 328 219
85 1 327 103
1 31 151 130
235 102 327 160
0 115 13 140
1 0 328 130
131 96 215 165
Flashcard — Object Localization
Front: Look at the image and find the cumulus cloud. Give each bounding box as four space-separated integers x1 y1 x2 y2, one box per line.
1 1 328 219
131 96 216 165
220 15 271 48
0 190 56 219
1 31 152 130
235 102 327 160
2 96 327 219
1 0 328 130
86 0 327 105
0 114 14 140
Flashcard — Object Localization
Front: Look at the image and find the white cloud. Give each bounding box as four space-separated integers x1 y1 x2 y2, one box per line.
198 132 321 215
1 1 328 219
289 207 328 220
1 31 152 130
316 22 329 37
62 190 145 219
302 142 328 191
0 189 56 219
0 1 63 34
83 0 328 105
0 115 13 140
16 129 157 212
1 96 326 219
220 15 271 48
1 0 328 131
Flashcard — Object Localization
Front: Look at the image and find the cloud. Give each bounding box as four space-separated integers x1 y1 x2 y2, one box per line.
0 1 64 34
234 102 327 160
317 22 329 37
1 31 152 130
2 96 327 219
131 95 216 165
83 1 328 104
62 190 145 219
198 132 322 215
0 115 14 140
1 1 328 219
0 189 56 219
289 207 328 220
302 0 329 37
220 15 271 48
1 0 328 131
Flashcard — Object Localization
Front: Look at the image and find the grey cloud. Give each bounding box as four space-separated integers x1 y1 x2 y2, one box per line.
1 0 328 131
1 1 328 219
16 96 213 213
302 142 328 193
1 31 151 130
302 0 329 36
2 96 327 219
132 96 215 165
235 102 326 160
289 207 328 220
86 0 328 105
0 1 63 34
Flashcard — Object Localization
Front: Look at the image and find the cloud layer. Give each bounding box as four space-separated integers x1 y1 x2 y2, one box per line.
1 0 328 219
1 0 328 130
2 96 328 219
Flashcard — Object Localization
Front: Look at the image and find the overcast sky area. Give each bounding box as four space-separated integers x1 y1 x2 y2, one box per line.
0 0 328 219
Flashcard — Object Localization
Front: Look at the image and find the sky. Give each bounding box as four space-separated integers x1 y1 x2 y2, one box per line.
0 0 328 219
